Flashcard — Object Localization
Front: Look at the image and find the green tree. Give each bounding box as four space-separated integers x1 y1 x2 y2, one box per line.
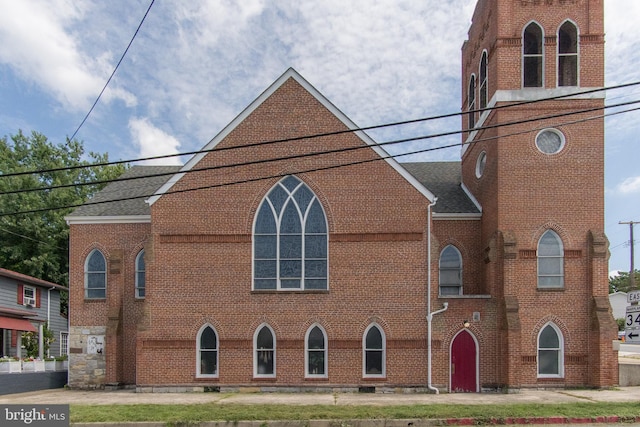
609 269 640 294
21 322 55 358
0 130 127 314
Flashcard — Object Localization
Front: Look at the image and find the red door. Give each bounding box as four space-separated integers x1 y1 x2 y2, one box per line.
451 330 477 392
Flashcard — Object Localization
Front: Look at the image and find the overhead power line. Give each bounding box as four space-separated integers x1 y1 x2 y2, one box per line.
1 81 638 180
68 0 155 142
1 103 638 218
2 96 639 197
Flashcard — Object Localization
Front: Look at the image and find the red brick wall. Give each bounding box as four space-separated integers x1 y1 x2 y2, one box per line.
136 77 435 387
69 223 150 385
459 0 615 388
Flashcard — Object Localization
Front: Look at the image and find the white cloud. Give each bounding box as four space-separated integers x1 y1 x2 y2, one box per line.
128 118 182 166
0 0 136 111
617 176 640 195
110 0 476 162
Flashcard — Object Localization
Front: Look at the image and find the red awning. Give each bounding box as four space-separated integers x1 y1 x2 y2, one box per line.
0 316 37 332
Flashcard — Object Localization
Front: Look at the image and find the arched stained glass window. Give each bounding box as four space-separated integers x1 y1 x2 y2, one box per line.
197 325 218 377
363 324 385 377
439 245 462 296
85 249 106 299
135 250 145 298
523 22 544 87
254 176 328 290
558 21 578 86
538 323 564 377
306 325 327 377
537 230 564 288
468 74 476 130
255 325 275 377
479 51 488 110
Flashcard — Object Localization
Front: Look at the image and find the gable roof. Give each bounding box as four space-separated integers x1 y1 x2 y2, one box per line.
402 161 481 216
67 71 484 223
147 68 435 205
65 165 181 224
0 267 66 290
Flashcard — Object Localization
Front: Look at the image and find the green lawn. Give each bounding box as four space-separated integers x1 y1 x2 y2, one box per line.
70 401 640 424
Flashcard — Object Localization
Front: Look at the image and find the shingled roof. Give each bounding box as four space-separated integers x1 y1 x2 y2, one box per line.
68 162 479 220
68 165 181 218
401 161 480 214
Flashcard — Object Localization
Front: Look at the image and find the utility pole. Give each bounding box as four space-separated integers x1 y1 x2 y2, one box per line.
620 221 637 292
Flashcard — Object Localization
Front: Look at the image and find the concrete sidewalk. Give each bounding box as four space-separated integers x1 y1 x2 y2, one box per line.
1 386 640 406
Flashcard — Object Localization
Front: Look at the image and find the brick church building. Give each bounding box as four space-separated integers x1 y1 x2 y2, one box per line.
66 0 617 392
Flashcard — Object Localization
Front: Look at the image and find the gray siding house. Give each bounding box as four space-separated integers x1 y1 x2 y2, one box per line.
0 268 68 358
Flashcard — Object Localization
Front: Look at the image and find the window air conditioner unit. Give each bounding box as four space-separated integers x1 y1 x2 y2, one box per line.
24 297 35 307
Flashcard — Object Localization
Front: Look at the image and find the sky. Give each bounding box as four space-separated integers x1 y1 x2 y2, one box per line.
0 0 638 275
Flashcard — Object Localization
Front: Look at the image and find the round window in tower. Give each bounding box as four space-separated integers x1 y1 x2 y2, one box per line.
475 151 487 178
535 129 565 154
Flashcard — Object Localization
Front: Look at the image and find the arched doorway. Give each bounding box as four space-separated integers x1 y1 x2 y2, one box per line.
450 329 478 392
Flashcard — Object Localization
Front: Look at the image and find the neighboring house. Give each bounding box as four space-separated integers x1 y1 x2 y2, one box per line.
65 0 617 392
0 268 68 358
609 292 628 321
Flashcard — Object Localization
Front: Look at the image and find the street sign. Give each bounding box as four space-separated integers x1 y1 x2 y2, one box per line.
625 306 640 344
628 290 640 304
625 327 640 344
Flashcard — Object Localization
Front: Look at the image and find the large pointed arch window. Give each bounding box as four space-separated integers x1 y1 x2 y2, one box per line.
523 22 544 87
558 21 578 87
197 325 218 378
439 245 463 296
537 230 564 288
85 249 106 299
537 322 564 377
254 176 328 290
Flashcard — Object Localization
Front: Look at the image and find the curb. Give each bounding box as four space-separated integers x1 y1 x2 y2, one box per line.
71 415 640 427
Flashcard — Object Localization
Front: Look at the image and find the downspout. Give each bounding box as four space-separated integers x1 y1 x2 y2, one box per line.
427 197 448 394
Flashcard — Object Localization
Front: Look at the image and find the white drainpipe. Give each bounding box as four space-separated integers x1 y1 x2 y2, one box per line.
426 197 448 394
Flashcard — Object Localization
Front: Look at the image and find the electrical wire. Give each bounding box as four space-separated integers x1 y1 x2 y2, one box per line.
1 81 637 180
68 0 155 142
2 103 638 218
2 96 639 196
0 227 67 251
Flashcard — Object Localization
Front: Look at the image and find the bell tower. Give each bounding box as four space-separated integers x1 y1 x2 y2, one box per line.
460 0 617 387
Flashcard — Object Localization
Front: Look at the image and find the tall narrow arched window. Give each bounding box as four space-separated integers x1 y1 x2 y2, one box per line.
85 249 106 299
254 325 275 377
197 325 218 378
363 324 385 377
537 230 564 288
135 250 145 298
537 322 564 377
468 74 476 130
523 22 544 87
558 21 578 86
479 50 488 110
254 176 328 291
305 324 327 378
439 245 463 296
